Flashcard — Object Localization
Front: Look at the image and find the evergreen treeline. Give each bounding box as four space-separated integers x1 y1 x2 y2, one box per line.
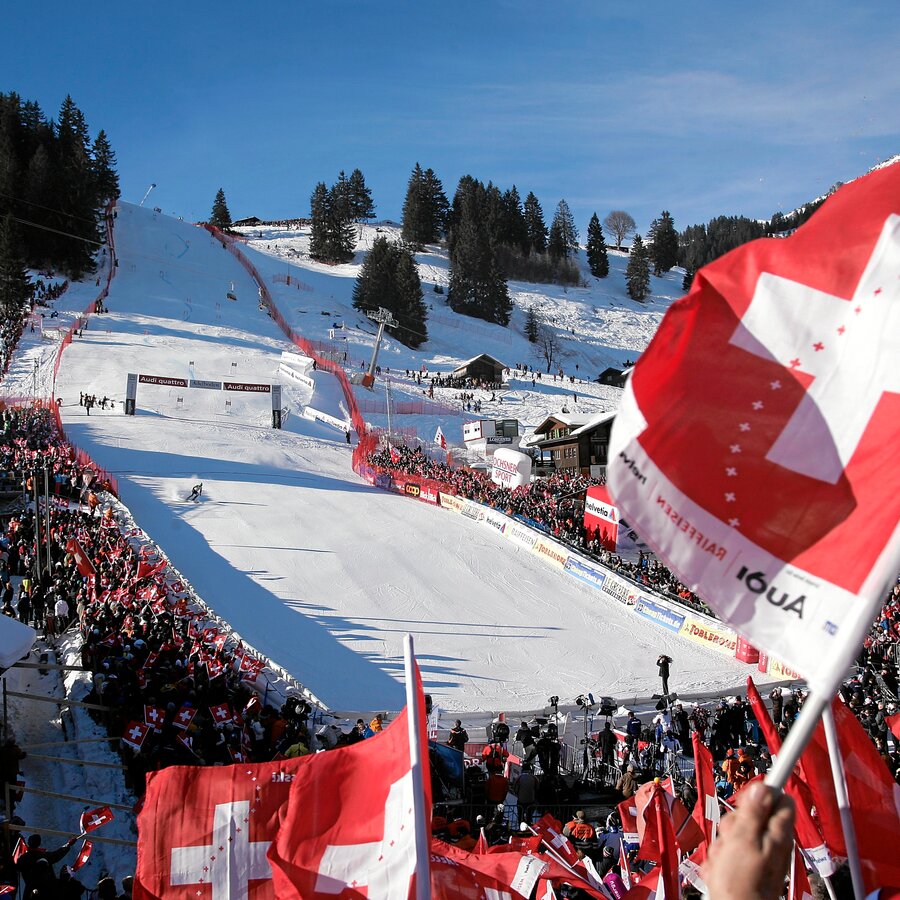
309 169 374 264
677 215 769 288
352 236 427 348
0 92 118 279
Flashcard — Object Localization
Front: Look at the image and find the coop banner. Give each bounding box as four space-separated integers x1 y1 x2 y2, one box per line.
607 164 900 689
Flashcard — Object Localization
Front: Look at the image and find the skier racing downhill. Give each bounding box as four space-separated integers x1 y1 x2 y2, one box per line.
186 482 203 502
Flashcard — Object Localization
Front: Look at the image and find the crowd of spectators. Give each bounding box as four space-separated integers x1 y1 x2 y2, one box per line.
366 442 713 615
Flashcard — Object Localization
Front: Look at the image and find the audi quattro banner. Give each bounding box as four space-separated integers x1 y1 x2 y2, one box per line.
607 164 900 689
139 374 188 387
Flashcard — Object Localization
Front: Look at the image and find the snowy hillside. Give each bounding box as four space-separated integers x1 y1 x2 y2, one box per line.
237 222 685 444
6 203 747 714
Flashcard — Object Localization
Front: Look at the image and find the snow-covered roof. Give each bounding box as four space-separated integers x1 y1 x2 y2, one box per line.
451 353 509 373
532 413 590 435
568 410 617 437
0 614 35 670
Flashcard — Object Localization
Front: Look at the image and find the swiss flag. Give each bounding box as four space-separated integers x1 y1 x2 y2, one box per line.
137 558 167 581
12 837 26 863
209 702 232 724
133 757 309 899
80 805 114 833
531 813 579 866
144 705 165 731
66 537 97 578
267 669 432 899
608 163 900 688
123 720 151 750
435 426 447 450
639 786 679 900
389 445 401 465
173 706 197 731
430 838 535 899
71 839 93 871
631 779 704 858
691 731 720 845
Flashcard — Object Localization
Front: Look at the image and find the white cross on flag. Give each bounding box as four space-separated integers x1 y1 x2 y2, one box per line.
267 667 432 898
65 537 97 578
123 720 151 750
173 706 197 731
133 757 309 900
210 703 232 724
144 705 165 731
80 805 114 833
607 162 900 688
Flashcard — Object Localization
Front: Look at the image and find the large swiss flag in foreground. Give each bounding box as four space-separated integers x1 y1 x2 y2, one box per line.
608 162 900 686
133 757 308 899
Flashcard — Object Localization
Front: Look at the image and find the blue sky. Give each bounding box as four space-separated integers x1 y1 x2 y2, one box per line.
2 1 897 236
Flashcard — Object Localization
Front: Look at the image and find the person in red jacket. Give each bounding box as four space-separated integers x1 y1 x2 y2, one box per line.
481 741 508 774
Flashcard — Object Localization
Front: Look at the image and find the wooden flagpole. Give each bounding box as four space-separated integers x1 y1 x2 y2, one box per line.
404 633 432 900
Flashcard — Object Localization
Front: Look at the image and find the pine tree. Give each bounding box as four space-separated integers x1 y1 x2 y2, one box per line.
347 168 375 227
210 188 232 230
352 236 427 348
648 210 678 276
548 199 578 260
585 213 609 278
0 215 32 315
91 130 119 202
447 179 511 326
626 234 651 302
308 182 329 261
401 163 427 248
525 305 539 342
54 95 100 277
500 186 528 254
523 192 547 255
422 168 449 241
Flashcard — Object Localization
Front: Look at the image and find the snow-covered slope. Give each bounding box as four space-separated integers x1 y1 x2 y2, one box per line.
22 203 748 713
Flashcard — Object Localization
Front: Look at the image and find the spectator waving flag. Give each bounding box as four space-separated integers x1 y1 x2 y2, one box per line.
71 839 93 871
608 163 900 690
267 635 432 899
65 537 96 578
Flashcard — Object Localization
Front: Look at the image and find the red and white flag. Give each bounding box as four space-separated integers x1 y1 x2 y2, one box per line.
632 779 704 858
531 813 579 867
66 537 97 578
267 650 432 899
80 806 114 833
11 837 26 864
691 732 720 845
430 838 538 899
133 757 309 899
144 705 165 731
640 785 680 900
607 163 900 689
796 697 900 892
123 720 151 750
71 839 93 871
435 426 447 450
886 711 900 741
173 706 197 731
209 702 232 724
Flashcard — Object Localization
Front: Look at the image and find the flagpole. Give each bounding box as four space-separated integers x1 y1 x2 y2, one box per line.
403 633 432 900
821 706 865 900
763 690 831 791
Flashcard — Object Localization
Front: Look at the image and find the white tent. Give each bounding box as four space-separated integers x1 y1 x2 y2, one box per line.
0 614 35 670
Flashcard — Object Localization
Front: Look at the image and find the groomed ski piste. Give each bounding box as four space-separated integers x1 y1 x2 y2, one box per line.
10 203 751 717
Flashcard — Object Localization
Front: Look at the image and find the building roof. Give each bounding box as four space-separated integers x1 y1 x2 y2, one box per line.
451 353 509 373
568 410 616 437
531 413 590 436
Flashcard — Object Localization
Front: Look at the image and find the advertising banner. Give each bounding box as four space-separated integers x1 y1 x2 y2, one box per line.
461 500 484 523
139 374 188 387
189 379 222 390
439 493 466 514
765 656 803 681
635 596 686 633
583 484 618 552
480 508 508 536
506 521 537 550
564 556 607 591
490 448 532 488
679 616 738 655
531 537 569 570
599 572 639 606
223 381 271 393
